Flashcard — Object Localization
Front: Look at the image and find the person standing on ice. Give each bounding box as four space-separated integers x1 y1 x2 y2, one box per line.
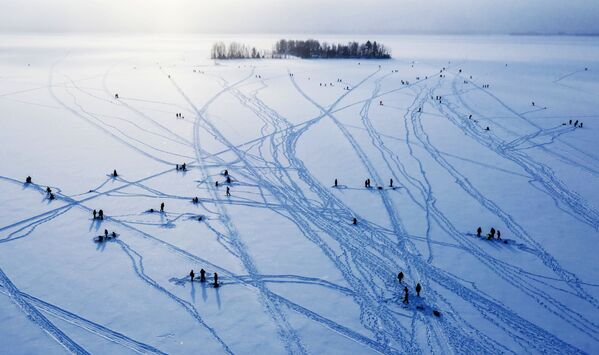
488 227 496 240
403 287 409 304
189 270 195 282
224 169 228 176
398 272 404 283
93 210 97 220
476 227 482 237
389 178 393 188
98 209 104 220
416 283 422 297
200 269 206 282
334 178 338 188
113 169 118 177
46 186 52 195
213 272 219 287
497 230 502 240
574 120 579 127
104 229 108 238
160 202 165 212
226 176 231 184
226 186 231 196
352 217 357 225
569 119 572 125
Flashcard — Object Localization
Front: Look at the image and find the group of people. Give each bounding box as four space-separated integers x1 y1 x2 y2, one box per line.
476 226 502 241
176 163 187 171
482 84 490 88
397 272 423 304
175 113 184 119
95 228 117 243
189 269 220 287
565 119 584 128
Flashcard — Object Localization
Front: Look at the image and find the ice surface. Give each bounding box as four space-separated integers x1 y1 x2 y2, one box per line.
1 34 598 354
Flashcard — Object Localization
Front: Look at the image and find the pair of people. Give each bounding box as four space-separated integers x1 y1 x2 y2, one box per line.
93 209 104 220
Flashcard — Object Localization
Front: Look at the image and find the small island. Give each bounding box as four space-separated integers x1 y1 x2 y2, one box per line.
211 39 391 60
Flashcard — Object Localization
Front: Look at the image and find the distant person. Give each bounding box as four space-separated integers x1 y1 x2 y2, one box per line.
488 227 496 240
226 187 231 196
200 269 206 282
49 193 55 200
93 210 97 220
389 178 393 188
104 229 108 238
569 119 572 125
580 122 583 128
46 187 52 194
25 176 32 184
111 231 116 238
213 272 219 287
190 270 195 282
334 178 338 188
160 202 165 212
98 209 104 220
352 217 357 225
224 169 228 176
176 164 179 170
497 230 501 240
476 227 482 237
215 181 219 187
403 287 409 304
532 101 535 106
485 126 490 131
574 120 579 127
397 272 404 283
115 93 119 99
226 176 231 184
182 163 187 171
416 283 422 297
113 169 118 177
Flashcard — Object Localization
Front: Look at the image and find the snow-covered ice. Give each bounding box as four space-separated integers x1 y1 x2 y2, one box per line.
1 34 598 354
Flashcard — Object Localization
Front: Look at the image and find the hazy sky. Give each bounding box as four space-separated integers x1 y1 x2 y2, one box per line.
1 0 599 35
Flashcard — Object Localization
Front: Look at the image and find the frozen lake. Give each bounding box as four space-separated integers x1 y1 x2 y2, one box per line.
1 34 598 354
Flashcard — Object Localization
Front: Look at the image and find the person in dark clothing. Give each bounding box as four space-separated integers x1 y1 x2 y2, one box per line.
398 272 404 283
115 93 119 99
176 164 179 170
189 270 195 282
403 287 409 304
111 231 116 238
215 181 219 187
488 227 496 240
104 229 108 238
389 178 393 188
224 169 228 176
497 230 501 240
416 283 422 297
574 120 579 127
93 210 97 219
364 180 368 188
226 187 231 196
46 187 52 194
532 102 535 106
213 272 219 287
182 163 187 171
334 178 338 187
226 176 231 184
476 227 482 237
569 119 572 125
580 122 583 128
485 126 490 131
160 202 165 212
49 193 55 200
352 217 357 225
113 169 118 177
99 209 104 220
200 269 206 282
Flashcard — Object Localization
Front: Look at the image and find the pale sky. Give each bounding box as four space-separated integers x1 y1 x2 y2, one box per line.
1 0 599 34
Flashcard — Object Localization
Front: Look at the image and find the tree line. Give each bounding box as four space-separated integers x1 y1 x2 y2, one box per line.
211 39 391 60
273 39 390 59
